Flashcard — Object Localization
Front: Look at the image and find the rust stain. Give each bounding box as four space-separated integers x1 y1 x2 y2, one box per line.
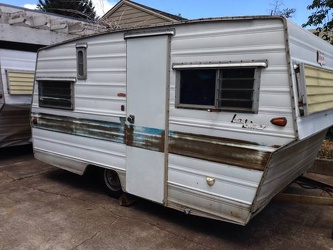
32 113 165 153
31 113 274 170
169 131 272 171
31 113 125 144
125 124 134 146
125 124 165 152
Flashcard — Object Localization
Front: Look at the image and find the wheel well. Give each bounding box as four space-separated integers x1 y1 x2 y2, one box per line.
84 165 122 182
83 164 101 175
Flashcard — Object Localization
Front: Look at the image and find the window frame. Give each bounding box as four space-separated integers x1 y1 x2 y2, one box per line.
37 78 76 110
76 43 88 80
174 61 267 113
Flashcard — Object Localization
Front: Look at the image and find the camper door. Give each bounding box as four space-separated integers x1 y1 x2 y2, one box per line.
124 31 172 204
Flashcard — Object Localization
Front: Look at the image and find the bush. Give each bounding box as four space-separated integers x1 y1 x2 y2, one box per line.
326 127 333 141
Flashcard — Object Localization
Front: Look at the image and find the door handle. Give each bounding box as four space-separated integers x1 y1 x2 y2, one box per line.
127 115 135 124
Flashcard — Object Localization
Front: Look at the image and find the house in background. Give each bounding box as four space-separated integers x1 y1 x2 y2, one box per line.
0 3 105 148
100 0 186 30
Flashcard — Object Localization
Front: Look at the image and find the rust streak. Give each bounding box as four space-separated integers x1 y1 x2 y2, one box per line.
32 113 125 143
169 131 271 171
125 125 165 152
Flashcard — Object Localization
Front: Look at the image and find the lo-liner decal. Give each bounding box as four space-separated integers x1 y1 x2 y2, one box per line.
231 114 266 130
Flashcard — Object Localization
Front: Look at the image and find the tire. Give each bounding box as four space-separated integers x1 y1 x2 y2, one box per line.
101 168 123 198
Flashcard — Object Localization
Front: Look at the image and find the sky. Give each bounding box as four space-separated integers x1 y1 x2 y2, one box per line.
0 0 316 27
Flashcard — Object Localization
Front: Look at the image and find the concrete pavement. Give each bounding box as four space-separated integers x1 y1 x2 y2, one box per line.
1 145 333 250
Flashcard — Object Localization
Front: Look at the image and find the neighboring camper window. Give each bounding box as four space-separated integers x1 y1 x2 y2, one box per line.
175 65 262 113
38 80 74 110
6 70 34 95
76 43 87 80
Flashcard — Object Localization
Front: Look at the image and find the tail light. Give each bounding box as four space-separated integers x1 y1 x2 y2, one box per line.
270 117 287 127
31 117 38 125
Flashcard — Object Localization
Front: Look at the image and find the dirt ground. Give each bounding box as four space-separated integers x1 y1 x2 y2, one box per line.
318 140 333 159
1 145 333 249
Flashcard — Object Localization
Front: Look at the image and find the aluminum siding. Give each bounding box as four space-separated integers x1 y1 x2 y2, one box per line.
166 19 296 224
252 129 327 213
169 19 296 146
32 32 127 176
0 49 36 106
288 19 333 139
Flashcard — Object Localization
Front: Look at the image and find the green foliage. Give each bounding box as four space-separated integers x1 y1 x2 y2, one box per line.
37 0 96 20
303 0 333 44
279 8 296 18
326 127 333 141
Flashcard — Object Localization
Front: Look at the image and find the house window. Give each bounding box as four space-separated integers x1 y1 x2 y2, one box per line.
174 62 266 113
38 80 74 110
76 43 87 80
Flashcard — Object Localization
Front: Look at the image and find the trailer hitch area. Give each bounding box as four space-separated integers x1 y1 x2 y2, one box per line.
275 175 333 206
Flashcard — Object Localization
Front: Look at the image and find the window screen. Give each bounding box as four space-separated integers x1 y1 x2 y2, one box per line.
218 68 255 110
38 80 74 110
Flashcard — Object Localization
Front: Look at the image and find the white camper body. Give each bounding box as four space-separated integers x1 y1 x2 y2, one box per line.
31 16 333 225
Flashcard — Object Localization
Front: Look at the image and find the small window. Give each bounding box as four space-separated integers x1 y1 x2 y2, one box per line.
76 43 87 80
175 62 264 113
6 70 34 95
179 70 216 106
38 80 74 110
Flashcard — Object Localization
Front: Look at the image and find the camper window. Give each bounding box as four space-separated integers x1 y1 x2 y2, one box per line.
178 69 216 107
176 67 260 112
38 80 74 110
76 43 87 80
6 70 34 95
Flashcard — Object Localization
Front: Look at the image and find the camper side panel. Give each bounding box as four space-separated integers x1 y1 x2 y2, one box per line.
0 49 36 147
252 128 327 212
169 19 295 146
167 19 294 224
31 33 127 183
288 20 333 139
251 20 333 216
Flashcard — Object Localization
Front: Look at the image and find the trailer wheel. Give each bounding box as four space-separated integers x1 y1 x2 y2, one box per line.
102 169 123 198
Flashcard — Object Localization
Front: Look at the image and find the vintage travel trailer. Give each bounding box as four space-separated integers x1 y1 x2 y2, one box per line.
31 16 333 225
0 3 105 148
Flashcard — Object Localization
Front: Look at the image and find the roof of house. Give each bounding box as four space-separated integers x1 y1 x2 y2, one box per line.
101 0 187 23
